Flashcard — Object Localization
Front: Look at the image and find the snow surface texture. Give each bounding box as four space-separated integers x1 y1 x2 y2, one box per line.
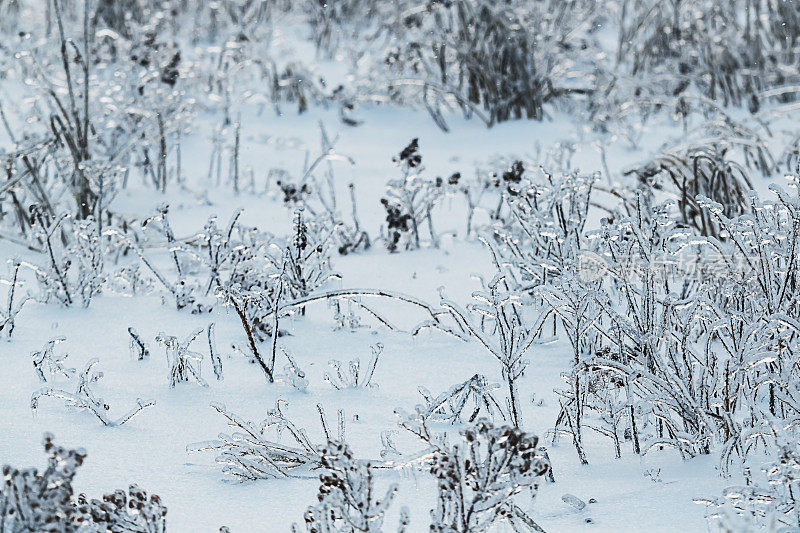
2 1 800 532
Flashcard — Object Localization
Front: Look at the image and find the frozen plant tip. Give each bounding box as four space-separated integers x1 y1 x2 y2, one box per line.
207 322 224 381
31 336 75 382
279 348 308 392
128 327 150 360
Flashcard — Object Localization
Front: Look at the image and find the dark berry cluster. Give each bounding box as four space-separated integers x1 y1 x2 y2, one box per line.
277 181 311 204
395 138 422 169
381 198 412 252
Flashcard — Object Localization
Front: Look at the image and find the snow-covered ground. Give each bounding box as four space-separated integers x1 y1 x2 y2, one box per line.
2 3 799 532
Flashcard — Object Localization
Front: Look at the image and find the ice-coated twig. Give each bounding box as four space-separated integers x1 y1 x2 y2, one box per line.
128 326 149 360
0 260 28 338
207 322 224 381
31 358 155 427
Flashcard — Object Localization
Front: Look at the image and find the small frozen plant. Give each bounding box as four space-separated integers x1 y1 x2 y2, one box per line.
23 206 106 308
419 275 549 428
279 349 309 392
697 439 800 531
330 298 366 331
283 208 342 302
31 358 155 427
325 343 383 390
31 337 75 382
381 139 443 252
156 328 208 388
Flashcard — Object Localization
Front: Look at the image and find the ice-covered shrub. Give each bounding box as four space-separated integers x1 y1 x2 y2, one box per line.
294 441 408 533
489 167 596 288
429 420 550 532
577 195 714 458
0 433 167 532
283 208 342 301
419 275 549 428
698 438 800 531
273 124 370 256
381 139 444 251
23 206 105 307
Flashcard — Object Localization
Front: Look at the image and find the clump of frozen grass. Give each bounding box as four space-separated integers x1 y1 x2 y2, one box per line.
31 358 155 427
624 143 755 237
376 0 598 128
697 436 800 531
189 400 345 480
324 343 383 390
